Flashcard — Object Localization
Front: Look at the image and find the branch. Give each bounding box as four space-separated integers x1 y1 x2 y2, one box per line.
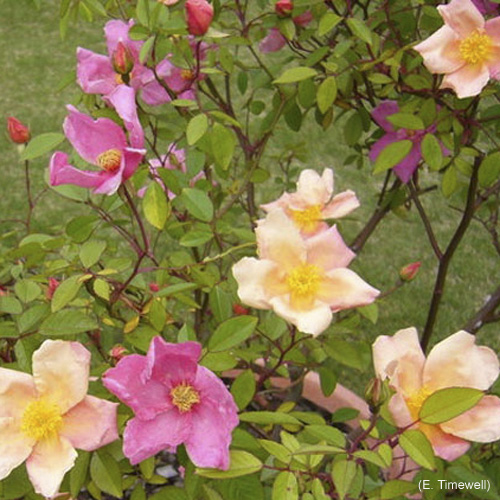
463 285 500 334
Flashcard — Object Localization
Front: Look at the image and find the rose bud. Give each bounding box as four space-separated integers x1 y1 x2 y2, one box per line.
46 277 60 300
149 282 160 293
109 344 128 361
233 303 249 316
7 117 30 144
275 0 293 16
399 261 421 282
185 0 214 36
112 41 134 76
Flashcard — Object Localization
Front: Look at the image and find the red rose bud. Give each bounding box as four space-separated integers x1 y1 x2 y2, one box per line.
149 282 160 293
399 261 421 282
46 278 60 300
112 41 134 76
186 0 214 36
109 344 128 361
233 303 249 315
7 117 30 144
275 0 293 16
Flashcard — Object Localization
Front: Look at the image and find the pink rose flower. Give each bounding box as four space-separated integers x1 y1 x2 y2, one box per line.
232 210 379 336
102 338 239 469
260 11 313 53
0 340 118 498
185 0 214 36
49 106 146 196
414 0 500 98
261 168 359 236
373 328 500 461
369 101 450 183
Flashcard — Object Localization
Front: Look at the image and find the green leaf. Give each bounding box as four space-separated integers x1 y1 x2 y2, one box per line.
196 450 262 479
272 471 298 500
51 275 83 313
318 11 342 36
317 77 337 114
479 152 500 187
331 460 358 500
239 411 301 426
0 322 18 338
40 309 98 336
186 114 208 145
231 369 256 410
273 67 317 85
346 18 372 45
179 229 213 247
373 140 413 174
144 182 169 230
136 0 150 27
353 450 388 468
149 486 188 500
442 165 457 197
155 282 198 297
70 451 91 498
208 315 258 352
380 480 417 499
80 240 107 268
66 215 99 243
304 425 345 447
139 456 155 480
181 188 214 222
94 278 111 301
386 113 425 130
421 134 443 171
211 123 236 170
0 296 22 315
20 132 65 161
90 450 123 498
14 279 41 303
259 439 291 464
419 387 484 424
317 366 337 397
399 429 436 470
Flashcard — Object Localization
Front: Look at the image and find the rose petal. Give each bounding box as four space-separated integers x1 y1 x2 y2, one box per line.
321 190 360 219
60 395 118 451
122 148 146 180
371 100 399 132
76 48 116 95
259 28 287 53
0 418 35 481
0 368 37 418
486 44 500 79
423 330 499 391
260 192 292 213
438 0 484 37
368 133 401 163
419 423 470 461
26 436 77 498
295 168 333 206
392 141 422 184
306 225 355 271
485 17 500 45
105 19 141 59
32 340 90 414
440 62 491 98
388 392 414 428
49 152 105 190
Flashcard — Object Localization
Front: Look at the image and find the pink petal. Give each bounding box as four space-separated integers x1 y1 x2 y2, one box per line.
440 61 491 98
388 392 414 427
419 423 470 461
122 148 146 180
321 190 360 219
306 225 355 271
485 17 500 45
423 330 499 391
105 19 141 59
371 100 399 132
26 436 77 498
372 327 425 392
318 268 379 312
102 354 172 420
268 295 333 336
255 210 306 268
413 25 463 74
259 28 287 53
438 0 485 37
294 168 333 206
260 192 292 213
441 395 500 442
146 338 201 387
64 105 127 165
0 368 36 419
105 85 144 149
294 11 313 27
0 418 34 481
60 395 118 451
122 411 188 465
49 152 104 190
369 132 400 162
232 257 278 309
32 340 90 414
76 48 116 95
485 44 500 79
392 141 422 184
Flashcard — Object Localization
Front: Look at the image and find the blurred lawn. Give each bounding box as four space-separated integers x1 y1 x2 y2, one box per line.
1 0 498 358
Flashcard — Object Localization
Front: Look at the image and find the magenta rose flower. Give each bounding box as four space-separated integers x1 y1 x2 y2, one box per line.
369 100 450 183
49 106 146 196
102 338 239 469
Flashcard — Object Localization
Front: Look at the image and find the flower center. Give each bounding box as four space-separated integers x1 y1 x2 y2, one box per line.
286 264 322 300
405 385 433 422
21 399 63 441
289 205 323 233
97 149 122 172
171 382 200 413
181 69 194 81
459 31 492 65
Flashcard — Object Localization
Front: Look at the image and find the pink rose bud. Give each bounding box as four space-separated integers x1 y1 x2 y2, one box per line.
275 0 293 16
149 282 160 293
109 344 128 361
233 303 249 316
46 277 60 300
399 261 421 282
112 41 134 76
7 117 30 144
185 0 214 36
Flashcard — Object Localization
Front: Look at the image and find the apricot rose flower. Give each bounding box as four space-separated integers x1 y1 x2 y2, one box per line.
232 209 379 336
373 328 500 461
261 168 359 236
414 0 500 98
0 340 118 498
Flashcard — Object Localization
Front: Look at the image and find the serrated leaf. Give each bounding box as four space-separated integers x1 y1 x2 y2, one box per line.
273 67 317 84
186 114 208 145
94 278 111 301
144 182 169 230
421 133 443 170
331 460 358 500
208 315 257 352
373 140 412 174
40 309 98 336
51 275 83 312
196 450 262 479
399 430 436 470
346 18 372 45
317 77 337 114
318 12 342 36
20 133 65 161
181 188 214 222
90 451 122 498
258 439 291 464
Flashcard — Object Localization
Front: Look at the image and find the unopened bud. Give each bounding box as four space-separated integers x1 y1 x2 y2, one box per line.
399 261 421 282
46 278 60 300
149 282 160 293
185 0 214 36
364 377 390 412
233 303 249 315
7 117 30 144
112 41 134 76
275 0 293 16
109 344 128 361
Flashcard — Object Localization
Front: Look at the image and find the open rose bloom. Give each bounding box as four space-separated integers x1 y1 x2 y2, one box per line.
103 338 239 469
0 340 118 497
261 168 359 236
414 0 500 98
373 328 500 460
232 210 379 336
50 106 146 195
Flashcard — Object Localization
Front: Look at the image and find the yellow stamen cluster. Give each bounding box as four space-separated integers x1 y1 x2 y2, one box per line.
459 31 492 65
289 205 323 233
286 264 321 300
97 149 122 173
115 73 125 85
405 386 433 422
181 69 194 81
171 382 200 412
21 399 63 441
